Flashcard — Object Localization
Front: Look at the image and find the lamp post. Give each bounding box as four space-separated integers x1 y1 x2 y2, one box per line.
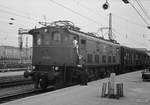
102 0 109 10
122 0 129 4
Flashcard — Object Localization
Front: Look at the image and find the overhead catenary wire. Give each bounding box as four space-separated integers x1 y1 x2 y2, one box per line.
75 0 150 43
71 0 149 40
134 0 150 22
0 4 30 17
0 4 43 27
73 0 149 29
48 0 104 26
0 8 39 23
72 0 107 20
129 2 149 26
70 0 135 40
0 1 148 46
0 1 145 32
112 13 145 28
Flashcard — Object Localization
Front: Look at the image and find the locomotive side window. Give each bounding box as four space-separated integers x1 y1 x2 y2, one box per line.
102 55 106 63
52 31 61 41
43 34 50 45
96 42 100 52
87 54 93 63
108 56 111 63
113 56 116 63
81 39 86 49
95 55 99 63
63 34 69 41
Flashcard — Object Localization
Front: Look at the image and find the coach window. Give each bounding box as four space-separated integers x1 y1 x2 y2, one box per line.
52 31 61 41
81 39 86 49
102 55 106 63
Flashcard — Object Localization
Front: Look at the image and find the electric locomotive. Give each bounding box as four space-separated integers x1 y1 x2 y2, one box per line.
23 20 149 89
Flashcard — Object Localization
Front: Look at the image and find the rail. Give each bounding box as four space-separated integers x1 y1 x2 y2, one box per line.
0 68 31 72
0 80 33 89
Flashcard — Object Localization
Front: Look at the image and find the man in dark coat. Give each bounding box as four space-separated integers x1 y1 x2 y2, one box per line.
79 65 88 85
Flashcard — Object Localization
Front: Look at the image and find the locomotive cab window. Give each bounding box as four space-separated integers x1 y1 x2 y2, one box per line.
43 34 50 45
33 34 42 46
52 31 61 41
63 34 69 41
81 39 86 49
34 34 50 46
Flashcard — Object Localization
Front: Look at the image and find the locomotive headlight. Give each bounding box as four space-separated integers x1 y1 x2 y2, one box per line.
32 66 35 70
55 67 59 71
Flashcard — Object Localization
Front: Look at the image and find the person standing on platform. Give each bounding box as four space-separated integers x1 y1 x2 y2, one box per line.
79 64 88 86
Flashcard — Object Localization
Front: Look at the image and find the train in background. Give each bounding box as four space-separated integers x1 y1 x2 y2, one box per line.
22 20 150 89
0 46 32 69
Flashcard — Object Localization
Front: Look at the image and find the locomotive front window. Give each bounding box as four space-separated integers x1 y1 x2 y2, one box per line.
43 34 50 45
34 34 42 46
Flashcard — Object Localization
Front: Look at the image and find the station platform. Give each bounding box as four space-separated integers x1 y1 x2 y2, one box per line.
2 71 150 105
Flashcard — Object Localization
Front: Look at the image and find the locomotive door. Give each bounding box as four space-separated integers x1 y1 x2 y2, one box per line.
63 35 80 84
79 38 87 66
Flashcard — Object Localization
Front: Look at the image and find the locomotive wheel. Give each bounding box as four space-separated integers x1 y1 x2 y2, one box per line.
39 78 48 90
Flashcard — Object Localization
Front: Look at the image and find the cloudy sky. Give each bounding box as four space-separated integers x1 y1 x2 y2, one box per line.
0 0 150 49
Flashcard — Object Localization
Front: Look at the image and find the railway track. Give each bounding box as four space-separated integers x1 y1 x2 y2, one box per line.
0 81 78 104
0 88 45 104
0 71 121 104
0 84 57 104
0 80 33 88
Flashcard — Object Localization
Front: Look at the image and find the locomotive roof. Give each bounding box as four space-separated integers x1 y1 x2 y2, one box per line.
68 29 120 47
28 26 149 54
29 25 120 47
